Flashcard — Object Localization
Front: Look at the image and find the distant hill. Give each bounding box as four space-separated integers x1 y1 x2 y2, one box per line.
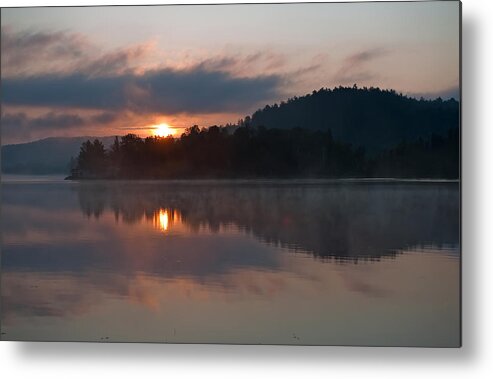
1 136 116 174
249 86 459 152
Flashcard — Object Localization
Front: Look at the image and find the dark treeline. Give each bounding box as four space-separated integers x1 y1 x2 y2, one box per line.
68 86 460 180
373 127 459 179
69 124 459 180
249 86 459 152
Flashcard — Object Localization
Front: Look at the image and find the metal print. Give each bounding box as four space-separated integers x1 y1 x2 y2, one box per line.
0 1 461 346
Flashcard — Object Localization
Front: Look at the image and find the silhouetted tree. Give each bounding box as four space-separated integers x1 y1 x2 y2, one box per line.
75 139 108 178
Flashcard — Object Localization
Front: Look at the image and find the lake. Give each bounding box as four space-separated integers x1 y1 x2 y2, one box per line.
0 178 460 346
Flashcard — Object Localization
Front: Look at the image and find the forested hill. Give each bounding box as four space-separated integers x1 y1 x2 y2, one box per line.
249 86 459 152
2 136 116 174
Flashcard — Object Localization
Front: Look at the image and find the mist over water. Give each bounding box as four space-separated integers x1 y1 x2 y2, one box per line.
1 179 460 346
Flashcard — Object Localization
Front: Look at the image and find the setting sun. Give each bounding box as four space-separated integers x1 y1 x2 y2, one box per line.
153 123 175 137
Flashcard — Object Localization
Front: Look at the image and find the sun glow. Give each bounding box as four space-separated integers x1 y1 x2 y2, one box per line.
152 123 175 137
158 209 169 232
152 208 183 233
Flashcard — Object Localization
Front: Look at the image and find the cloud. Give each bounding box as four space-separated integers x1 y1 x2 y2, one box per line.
1 27 88 59
194 51 286 76
334 48 389 84
2 26 297 122
345 48 389 67
76 44 154 77
1 26 153 78
2 67 283 115
89 112 119 124
1 26 91 76
1 111 119 142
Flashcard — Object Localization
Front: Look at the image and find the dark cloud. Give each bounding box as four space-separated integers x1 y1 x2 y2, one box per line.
1 111 118 142
89 112 119 124
334 48 389 84
2 67 283 114
30 113 86 130
1 27 284 118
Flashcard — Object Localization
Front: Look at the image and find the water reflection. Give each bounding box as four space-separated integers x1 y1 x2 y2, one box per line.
156 209 169 232
1 180 460 346
76 181 460 260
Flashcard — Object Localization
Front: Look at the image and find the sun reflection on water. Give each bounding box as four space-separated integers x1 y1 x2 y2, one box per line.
153 208 182 233
159 209 169 231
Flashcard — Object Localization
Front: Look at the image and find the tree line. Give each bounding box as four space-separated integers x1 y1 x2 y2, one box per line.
68 124 459 180
248 86 459 152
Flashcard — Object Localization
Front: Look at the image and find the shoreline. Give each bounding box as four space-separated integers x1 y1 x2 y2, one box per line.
2 174 459 185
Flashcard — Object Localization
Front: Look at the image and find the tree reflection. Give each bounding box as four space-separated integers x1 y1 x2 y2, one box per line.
76 181 460 261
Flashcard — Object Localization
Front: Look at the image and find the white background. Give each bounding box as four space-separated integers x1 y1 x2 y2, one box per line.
0 0 491 378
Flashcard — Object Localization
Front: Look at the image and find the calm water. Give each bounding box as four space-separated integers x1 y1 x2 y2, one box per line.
0 178 460 346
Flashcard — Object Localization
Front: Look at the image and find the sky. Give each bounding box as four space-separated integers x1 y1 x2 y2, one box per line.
1 1 460 144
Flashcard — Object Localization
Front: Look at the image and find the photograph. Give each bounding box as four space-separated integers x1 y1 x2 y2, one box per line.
1 1 461 346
